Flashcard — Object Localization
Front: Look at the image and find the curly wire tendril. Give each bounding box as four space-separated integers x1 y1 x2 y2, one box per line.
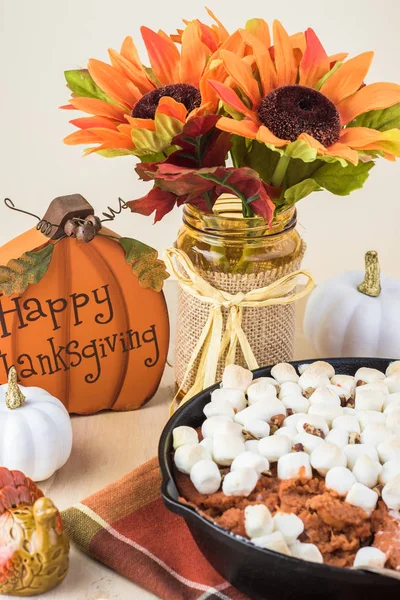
101 198 129 223
4 198 57 236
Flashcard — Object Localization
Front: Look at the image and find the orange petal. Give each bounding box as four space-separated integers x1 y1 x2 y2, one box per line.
256 125 288 146
220 50 260 107
69 116 119 130
299 28 330 88
205 7 230 42
240 29 277 96
63 130 101 145
88 59 140 108
141 26 180 85
108 49 155 95
180 21 210 86
328 52 348 65
197 20 219 53
321 51 374 104
245 18 271 47
338 82 400 124
120 36 143 70
216 116 259 139
273 20 297 87
89 128 134 149
125 115 156 130
290 32 306 55
207 79 257 119
324 142 359 165
341 127 400 156
68 98 127 121
297 132 326 151
340 126 383 147
156 97 188 122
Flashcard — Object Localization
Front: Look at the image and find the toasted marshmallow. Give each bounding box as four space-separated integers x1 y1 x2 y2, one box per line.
301 361 335 378
244 504 274 538
384 374 400 394
202 416 241 439
273 511 304 544
310 443 347 476
332 415 360 434
173 426 199 450
245 439 260 454
346 482 378 515
222 364 253 392
243 419 270 439
361 423 391 447
309 403 343 426
325 466 356 495
234 399 286 426
251 531 292 555
271 363 299 384
247 381 277 405
325 428 349 448
378 436 400 463
213 434 246 466
290 541 323 563
277 451 312 480
383 392 400 412
203 399 235 419
231 451 270 476
382 475 400 511
326 384 351 401
253 376 280 389
279 382 302 399
357 410 386 431
199 437 214 454
259 435 292 462
211 388 246 412
190 460 221 494
274 426 297 441
296 414 329 437
331 375 356 395
309 386 341 406
293 432 325 454
379 459 400 485
283 412 308 429
386 361 400 377
344 444 379 469
354 367 385 385
352 455 382 488
282 395 310 414
174 444 211 474
355 387 386 412
299 369 330 392
222 467 258 496
386 409 400 435
353 547 386 569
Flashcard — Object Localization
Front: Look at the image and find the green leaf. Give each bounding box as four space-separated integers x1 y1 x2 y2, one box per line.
241 141 281 183
316 61 343 90
118 237 169 292
283 140 348 167
143 66 161 87
313 160 375 195
94 148 135 158
0 244 54 296
283 179 322 205
64 70 114 103
283 157 324 189
348 103 400 132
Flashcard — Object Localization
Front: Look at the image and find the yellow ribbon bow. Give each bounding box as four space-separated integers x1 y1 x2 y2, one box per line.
164 247 315 414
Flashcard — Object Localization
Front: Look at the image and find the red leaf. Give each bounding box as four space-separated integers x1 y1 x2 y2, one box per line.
126 188 177 223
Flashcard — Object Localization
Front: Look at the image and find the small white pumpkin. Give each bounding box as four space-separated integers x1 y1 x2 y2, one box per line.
0 367 72 481
304 251 400 358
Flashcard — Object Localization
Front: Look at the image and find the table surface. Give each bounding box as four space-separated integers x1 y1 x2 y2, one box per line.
9 283 315 600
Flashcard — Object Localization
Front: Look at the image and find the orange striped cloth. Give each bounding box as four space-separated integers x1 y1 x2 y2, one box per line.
62 457 248 600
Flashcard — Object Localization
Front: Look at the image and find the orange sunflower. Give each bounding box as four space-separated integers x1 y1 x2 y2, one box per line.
207 20 400 176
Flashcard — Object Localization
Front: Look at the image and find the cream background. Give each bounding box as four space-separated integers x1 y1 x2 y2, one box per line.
1 0 400 282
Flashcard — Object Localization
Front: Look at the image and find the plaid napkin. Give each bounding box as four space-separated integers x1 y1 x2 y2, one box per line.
62 457 248 600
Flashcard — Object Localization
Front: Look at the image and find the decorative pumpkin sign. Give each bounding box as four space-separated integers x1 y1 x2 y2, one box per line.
304 250 400 358
0 195 169 414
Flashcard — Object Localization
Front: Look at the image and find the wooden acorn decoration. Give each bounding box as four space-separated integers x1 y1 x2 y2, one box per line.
0 467 69 596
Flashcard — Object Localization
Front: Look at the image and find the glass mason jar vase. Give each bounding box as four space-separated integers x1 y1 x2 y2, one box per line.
174 195 305 395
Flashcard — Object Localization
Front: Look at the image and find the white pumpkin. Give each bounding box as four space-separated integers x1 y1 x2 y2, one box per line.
304 251 400 358
0 368 72 481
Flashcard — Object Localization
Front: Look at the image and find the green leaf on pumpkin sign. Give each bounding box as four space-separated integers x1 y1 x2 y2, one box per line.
64 70 114 103
118 238 169 292
0 244 54 296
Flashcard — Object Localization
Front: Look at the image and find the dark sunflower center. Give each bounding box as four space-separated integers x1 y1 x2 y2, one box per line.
257 85 341 147
132 83 201 119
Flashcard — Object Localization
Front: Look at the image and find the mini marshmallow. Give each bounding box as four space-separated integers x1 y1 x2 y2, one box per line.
213 434 246 466
271 362 299 384
355 387 386 412
174 444 211 474
299 370 330 393
310 443 347 476
343 408 357 416
202 416 242 439
384 401 400 416
346 482 378 515
203 399 235 419
293 432 326 454
352 454 382 488
253 376 280 389
247 381 277 405
357 411 386 431
173 426 199 450
190 460 221 494
259 435 292 462
277 451 312 480
244 504 274 538
290 541 323 563
222 467 258 496
378 436 400 463
231 451 270 476
234 399 286 426
344 444 379 469
325 466 356 495
383 392 400 412
353 547 386 569
354 367 385 385
325 428 349 448
296 414 329 437
251 531 291 555
243 419 270 439
200 437 214 454
361 423 391 447
245 440 260 454
279 382 302 399
379 459 400 485
331 375 356 395
211 388 246 412
332 415 360 434
386 409 400 435
386 361 400 377
222 364 253 392
283 412 307 429
301 361 335 378
384 374 400 393
273 511 304 544
382 474 400 510
297 363 310 375
326 384 351 401
274 426 298 441
309 386 341 406
309 403 343 426
282 394 310 414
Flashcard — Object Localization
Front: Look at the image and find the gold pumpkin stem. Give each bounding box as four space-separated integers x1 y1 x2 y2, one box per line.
357 250 381 297
5 366 25 409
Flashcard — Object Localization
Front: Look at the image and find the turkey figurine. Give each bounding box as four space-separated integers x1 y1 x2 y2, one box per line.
0 467 69 596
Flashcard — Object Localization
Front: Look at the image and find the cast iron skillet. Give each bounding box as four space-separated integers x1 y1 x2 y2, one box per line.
159 358 400 600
